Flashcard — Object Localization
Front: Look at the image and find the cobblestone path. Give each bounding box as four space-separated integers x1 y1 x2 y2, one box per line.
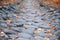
0 0 60 40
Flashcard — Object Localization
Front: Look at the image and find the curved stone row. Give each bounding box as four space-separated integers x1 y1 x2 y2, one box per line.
0 0 60 40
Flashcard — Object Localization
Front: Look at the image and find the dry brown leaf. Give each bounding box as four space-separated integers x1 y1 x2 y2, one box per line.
6 19 12 24
52 0 60 3
42 0 60 10
46 22 51 26
34 28 42 33
45 37 50 40
45 29 51 33
0 0 21 6
49 33 55 37
52 26 57 31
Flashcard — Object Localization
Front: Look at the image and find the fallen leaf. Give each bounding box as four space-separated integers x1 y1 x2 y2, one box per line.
49 33 55 37
52 26 57 31
46 22 51 26
52 0 60 3
34 28 42 33
45 29 51 33
45 37 50 40
6 19 12 24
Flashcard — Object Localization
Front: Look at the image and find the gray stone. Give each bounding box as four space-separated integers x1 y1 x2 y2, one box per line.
18 33 32 39
3 29 15 34
17 38 30 40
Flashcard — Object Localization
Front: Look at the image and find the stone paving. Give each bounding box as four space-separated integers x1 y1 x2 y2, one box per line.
0 0 60 40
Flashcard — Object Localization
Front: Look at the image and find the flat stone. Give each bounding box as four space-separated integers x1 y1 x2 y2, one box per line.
18 33 32 39
3 29 15 34
17 38 30 40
